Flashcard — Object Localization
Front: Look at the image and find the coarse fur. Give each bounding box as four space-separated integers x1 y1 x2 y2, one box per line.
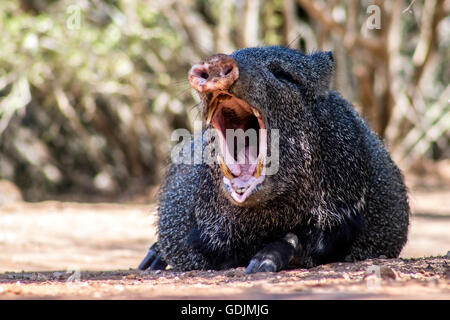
141 46 410 272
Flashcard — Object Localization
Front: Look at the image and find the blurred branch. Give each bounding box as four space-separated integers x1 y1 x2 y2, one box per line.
381 0 403 135
296 0 385 57
412 0 445 86
54 85 105 170
283 0 296 46
236 0 261 47
394 86 450 169
344 0 358 48
402 0 417 14
0 77 31 136
215 0 234 53
169 1 214 58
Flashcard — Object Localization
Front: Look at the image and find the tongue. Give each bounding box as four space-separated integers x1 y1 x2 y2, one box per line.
229 145 259 194
237 145 258 176
225 145 257 178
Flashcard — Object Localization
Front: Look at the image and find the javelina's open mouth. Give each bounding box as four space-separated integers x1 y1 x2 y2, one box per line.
207 92 267 204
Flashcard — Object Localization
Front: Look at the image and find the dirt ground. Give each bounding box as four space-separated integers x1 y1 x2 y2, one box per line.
0 188 449 299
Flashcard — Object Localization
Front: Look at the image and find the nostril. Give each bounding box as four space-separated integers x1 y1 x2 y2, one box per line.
189 65 209 81
223 66 233 76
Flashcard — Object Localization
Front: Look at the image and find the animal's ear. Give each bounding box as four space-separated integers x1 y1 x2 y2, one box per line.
325 51 334 62
311 51 334 68
310 51 334 94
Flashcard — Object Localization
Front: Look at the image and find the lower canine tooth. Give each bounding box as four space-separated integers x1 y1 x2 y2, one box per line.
217 155 234 180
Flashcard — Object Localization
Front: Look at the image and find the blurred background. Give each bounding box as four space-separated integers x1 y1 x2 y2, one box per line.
0 0 448 272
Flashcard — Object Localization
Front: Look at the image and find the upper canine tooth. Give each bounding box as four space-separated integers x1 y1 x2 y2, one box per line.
217 155 234 180
253 154 265 178
252 108 261 118
206 99 218 125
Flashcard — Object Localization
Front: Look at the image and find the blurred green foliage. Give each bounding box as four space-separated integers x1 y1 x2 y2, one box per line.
0 0 195 200
0 0 448 201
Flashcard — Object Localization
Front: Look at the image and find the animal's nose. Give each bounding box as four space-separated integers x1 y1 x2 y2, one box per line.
188 54 239 93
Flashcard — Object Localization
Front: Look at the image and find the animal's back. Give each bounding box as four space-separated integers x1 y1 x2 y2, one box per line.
316 91 410 260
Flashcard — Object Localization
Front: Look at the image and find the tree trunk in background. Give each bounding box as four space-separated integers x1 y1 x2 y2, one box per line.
236 0 261 47
215 0 234 53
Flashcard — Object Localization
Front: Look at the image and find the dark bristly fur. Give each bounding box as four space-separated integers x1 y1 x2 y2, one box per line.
140 46 410 273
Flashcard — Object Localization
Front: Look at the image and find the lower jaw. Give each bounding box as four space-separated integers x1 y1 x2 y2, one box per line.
222 175 266 205
226 193 263 207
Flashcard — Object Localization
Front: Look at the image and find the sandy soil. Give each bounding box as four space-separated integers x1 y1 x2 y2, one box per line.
0 189 448 299
0 256 448 299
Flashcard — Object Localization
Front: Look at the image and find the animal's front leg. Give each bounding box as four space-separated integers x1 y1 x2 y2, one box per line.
244 233 299 274
138 242 168 271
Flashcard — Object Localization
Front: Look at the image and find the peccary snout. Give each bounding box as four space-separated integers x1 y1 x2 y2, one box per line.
188 54 239 93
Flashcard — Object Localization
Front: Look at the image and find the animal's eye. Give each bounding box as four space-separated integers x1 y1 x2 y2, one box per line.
268 64 298 85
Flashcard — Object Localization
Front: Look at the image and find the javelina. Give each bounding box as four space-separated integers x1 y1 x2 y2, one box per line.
139 46 409 273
